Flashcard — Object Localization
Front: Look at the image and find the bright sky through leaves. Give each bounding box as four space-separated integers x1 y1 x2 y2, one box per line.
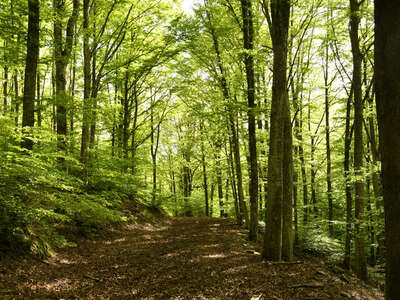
182 0 196 15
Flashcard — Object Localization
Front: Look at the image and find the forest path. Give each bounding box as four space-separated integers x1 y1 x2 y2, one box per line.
1 217 382 299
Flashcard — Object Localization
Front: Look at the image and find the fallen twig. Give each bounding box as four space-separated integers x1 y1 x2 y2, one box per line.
289 282 324 288
266 261 304 265
84 274 101 282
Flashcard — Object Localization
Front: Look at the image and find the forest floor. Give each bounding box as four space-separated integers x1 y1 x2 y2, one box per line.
0 217 383 299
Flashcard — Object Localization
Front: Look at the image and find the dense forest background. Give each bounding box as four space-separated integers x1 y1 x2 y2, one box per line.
0 0 399 298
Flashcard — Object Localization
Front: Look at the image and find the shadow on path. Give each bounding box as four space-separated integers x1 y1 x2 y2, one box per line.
0 217 383 299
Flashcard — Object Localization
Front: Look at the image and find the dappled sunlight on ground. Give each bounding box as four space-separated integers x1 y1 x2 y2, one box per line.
103 237 127 245
28 278 73 292
0 217 383 299
202 253 226 258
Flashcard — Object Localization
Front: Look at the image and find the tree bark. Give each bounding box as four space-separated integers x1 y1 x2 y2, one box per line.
150 100 160 206
344 88 353 270
263 0 291 261
282 97 294 261
308 104 317 219
80 0 91 166
21 0 40 151
323 35 333 237
3 52 8 115
240 0 258 242
201 122 209 216
13 73 19 127
53 0 80 160
349 0 367 280
227 136 240 223
216 151 224 218
374 1 400 298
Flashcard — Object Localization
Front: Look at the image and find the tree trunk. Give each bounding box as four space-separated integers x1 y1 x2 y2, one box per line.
323 35 333 237
36 72 41 127
13 73 19 127
51 65 56 132
183 151 192 217
216 152 224 218
210 183 215 217
297 101 308 226
263 0 290 261
89 33 97 150
240 0 258 241
365 174 376 266
282 97 294 261
293 155 299 245
80 0 91 166
349 0 367 280
308 104 318 219
228 136 240 223
374 1 400 298
122 71 130 158
21 0 40 151
53 0 79 160
4 62 8 115
150 99 160 206
201 122 209 216
344 88 353 270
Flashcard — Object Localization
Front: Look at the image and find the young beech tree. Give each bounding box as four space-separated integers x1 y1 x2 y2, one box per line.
202 0 249 226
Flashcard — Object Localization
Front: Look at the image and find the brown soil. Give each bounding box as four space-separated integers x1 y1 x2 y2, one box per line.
0 217 383 299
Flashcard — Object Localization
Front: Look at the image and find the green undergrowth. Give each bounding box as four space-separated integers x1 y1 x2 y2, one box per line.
0 145 160 259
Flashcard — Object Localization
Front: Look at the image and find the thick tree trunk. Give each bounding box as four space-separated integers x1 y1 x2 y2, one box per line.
240 0 258 241
349 0 367 280
374 1 400 298
21 0 40 151
263 0 290 261
282 98 293 261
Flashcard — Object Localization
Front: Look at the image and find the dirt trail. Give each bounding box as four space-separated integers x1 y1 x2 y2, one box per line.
0 217 382 299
